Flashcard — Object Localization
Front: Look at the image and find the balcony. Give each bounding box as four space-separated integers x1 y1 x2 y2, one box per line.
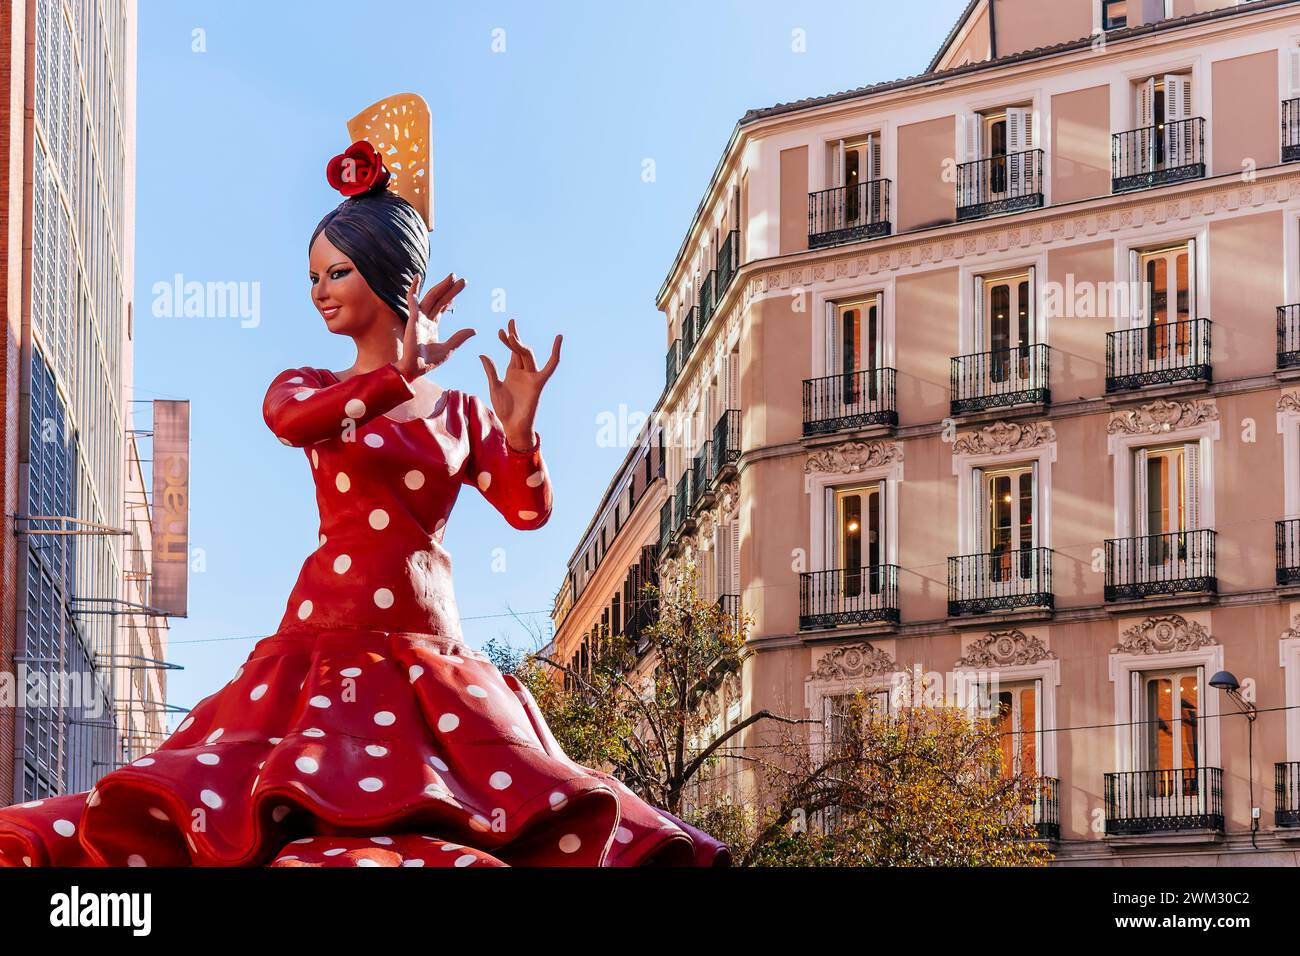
950 345 1050 417
1105 319 1211 394
665 338 683 387
1112 117 1205 193
682 306 698 356
691 441 715 514
1104 768 1224 836
947 548 1053 618
1006 776 1060 842
1104 529 1216 603
802 368 897 436
956 150 1043 222
673 471 694 539
1277 763 1300 828
1279 305 1300 370
658 498 675 555
698 271 717 332
711 409 740 484
808 179 892 248
716 229 740 300
715 593 740 621
799 565 900 631
1285 99 1300 163
1277 519 1300 587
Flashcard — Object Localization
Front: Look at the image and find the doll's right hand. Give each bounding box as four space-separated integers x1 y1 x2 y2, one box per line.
397 273 474 381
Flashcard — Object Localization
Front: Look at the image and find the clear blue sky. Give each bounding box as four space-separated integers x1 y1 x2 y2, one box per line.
133 0 968 722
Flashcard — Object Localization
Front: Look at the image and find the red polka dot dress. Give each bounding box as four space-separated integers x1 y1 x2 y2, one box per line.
0 363 729 868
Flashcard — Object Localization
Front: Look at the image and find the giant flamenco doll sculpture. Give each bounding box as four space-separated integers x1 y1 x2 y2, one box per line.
0 94 728 868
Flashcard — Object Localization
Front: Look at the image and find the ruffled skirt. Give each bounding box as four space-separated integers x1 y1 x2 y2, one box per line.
0 628 728 867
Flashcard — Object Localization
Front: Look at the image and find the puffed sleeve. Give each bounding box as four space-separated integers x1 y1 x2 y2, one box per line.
461 392 553 530
262 364 415 447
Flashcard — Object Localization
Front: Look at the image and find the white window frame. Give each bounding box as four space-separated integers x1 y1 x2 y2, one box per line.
806 453 902 574
955 651 1061 779
811 282 896 380
1109 631 1223 773
1107 415 1218 539
959 253 1048 356
804 649 898 765
1282 617 1300 763
952 436 1055 558
1113 225 1208 333
1278 397 1300 519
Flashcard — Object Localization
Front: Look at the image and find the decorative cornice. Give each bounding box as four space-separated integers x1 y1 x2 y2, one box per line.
1112 614 1218 656
1107 399 1219 436
1278 392 1300 415
956 629 1057 668
805 439 902 475
952 421 1055 457
809 641 898 682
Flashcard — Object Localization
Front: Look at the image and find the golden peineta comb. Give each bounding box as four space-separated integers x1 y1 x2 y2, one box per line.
346 92 434 232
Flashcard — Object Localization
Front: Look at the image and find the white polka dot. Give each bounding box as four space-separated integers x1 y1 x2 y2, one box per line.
127 854 147 867
311 449 319 469
466 684 488 699
297 600 313 620
302 728 326 738
355 858 381 867
437 713 460 732
445 654 464 665
548 791 568 811
268 737 284 745
455 853 477 867
615 826 634 844
369 509 390 530
176 716 194 733
319 533 327 547
428 755 449 772
405 470 425 490
373 711 396 727
293 389 312 401
476 472 491 492
323 847 346 857
335 472 350 493
340 667 362 677
373 588 395 609
358 777 384 792
309 695 331 709
22 856 31 866
333 554 352 574
292 837 315 845
20 800 44 808
440 842 462 851
365 745 388 757
295 756 320 775
526 470 545 487
558 834 581 854
205 728 224 745
469 815 491 832
148 807 169 821
344 398 366 418
287 376 304 385
133 758 155 768
401 858 426 867
489 771 512 790
370 836 394 845
200 789 223 810
277 855 299 862
518 510 538 521
363 432 384 449
250 684 268 701
272 806 291 823
197 753 220 766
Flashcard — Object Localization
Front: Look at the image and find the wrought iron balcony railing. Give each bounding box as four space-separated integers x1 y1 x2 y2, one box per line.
948 548 1053 617
1104 767 1224 835
659 497 674 554
665 338 683 387
691 441 715 512
1279 305 1300 369
715 593 740 621
956 150 1043 221
715 229 740 300
1104 529 1216 602
682 305 698 356
799 565 901 631
808 179 892 248
1105 318 1211 393
1112 117 1205 193
698 270 717 331
1005 776 1061 842
711 409 740 482
950 345 1050 416
1285 99 1300 163
674 471 693 534
1277 762 1300 828
803 368 898 435
1278 519 1300 587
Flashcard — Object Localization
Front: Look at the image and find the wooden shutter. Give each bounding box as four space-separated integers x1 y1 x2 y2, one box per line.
1129 249 1144 327
1164 74 1193 167
867 132 881 181
974 467 988 554
827 488 841 570
1290 44 1300 97
973 275 986 352
1185 237 1197 320
1131 670 1145 771
1026 266 1037 345
729 520 741 596
727 351 740 411
1134 447 1150 537
1135 77 1156 128
1183 440 1201 531
826 301 840 378
1030 460 1040 549
833 139 846 188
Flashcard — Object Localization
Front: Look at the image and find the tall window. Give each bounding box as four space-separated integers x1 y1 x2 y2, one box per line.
1135 442 1202 564
826 295 883 406
830 482 883 596
978 272 1033 385
1135 74 1193 167
830 134 883 222
979 464 1036 582
1137 244 1193 359
1136 667 1203 793
995 681 1042 778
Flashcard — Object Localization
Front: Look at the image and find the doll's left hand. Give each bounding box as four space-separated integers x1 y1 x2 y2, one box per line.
478 319 562 452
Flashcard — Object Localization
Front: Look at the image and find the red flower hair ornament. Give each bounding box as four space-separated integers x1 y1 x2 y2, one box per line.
325 140 392 197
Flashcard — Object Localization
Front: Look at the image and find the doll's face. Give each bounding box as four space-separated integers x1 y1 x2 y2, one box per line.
309 232 394 337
